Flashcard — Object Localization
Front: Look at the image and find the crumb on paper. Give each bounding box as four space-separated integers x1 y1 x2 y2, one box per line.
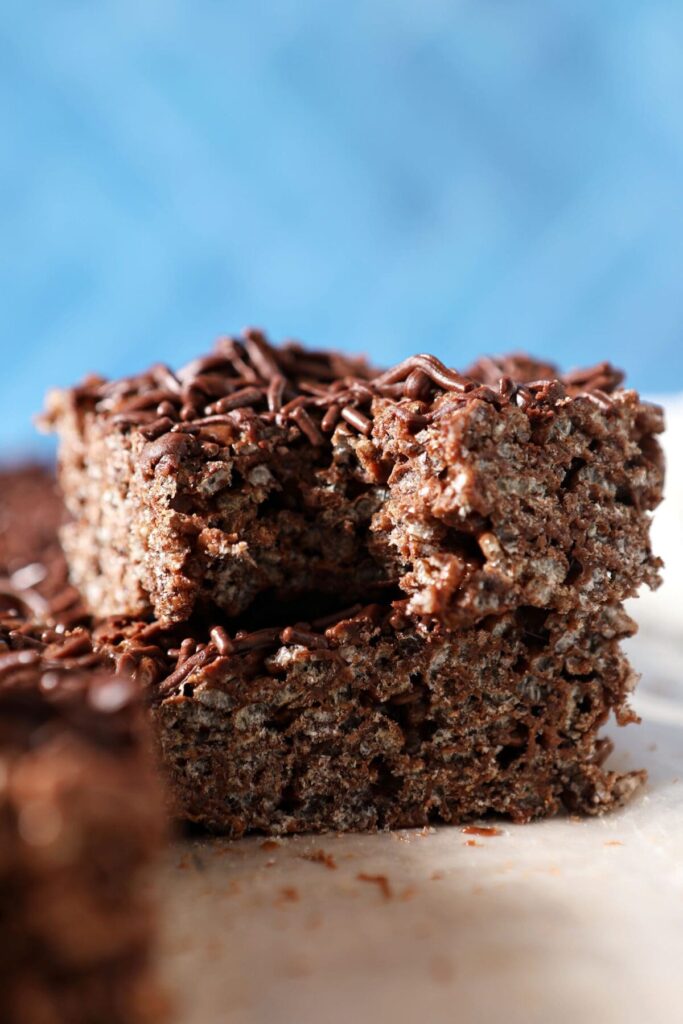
210 841 236 858
461 825 503 837
275 886 300 905
357 872 393 899
430 870 445 881
300 848 337 870
604 840 624 847
260 839 280 851
464 839 483 847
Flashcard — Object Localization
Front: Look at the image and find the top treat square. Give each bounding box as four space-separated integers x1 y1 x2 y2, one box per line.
44 331 664 627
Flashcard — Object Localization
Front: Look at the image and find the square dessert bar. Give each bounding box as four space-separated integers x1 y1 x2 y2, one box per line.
93 600 644 836
0 447 657 838
45 332 664 628
0 615 164 1024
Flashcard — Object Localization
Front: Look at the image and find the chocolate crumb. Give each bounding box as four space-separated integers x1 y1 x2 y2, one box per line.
461 825 503 837
276 887 300 904
301 849 337 870
357 872 393 900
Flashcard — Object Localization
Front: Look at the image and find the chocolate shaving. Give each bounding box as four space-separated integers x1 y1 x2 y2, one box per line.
116 389 180 413
404 368 432 401
564 361 624 391
267 374 286 413
280 626 329 650
231 627 282 653
243 327 282 381
177 638 197 665
211 387 264 414
139 416 175 441
320 403 341 432
341 406 372 436
291 406 325 446
150 363 182 393
375 354 469 393
210 626 233 656
49 632 92 660
157 647 214 696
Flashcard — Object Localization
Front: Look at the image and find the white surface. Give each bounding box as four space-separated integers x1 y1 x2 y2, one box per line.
159 397 683 1024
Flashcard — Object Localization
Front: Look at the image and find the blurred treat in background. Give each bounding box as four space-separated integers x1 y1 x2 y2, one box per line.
0 464 86 628
0 465 63 579
0 472 166 1024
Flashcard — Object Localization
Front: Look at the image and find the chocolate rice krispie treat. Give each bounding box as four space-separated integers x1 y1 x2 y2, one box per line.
88 600 644 836
44 332 664 628
29 333 664 838
0 610 165 1024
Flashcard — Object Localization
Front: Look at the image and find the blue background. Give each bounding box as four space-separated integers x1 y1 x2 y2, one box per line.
2 1 683 454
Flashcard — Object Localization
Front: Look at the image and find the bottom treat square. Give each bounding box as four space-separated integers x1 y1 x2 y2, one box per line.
94 601 644 837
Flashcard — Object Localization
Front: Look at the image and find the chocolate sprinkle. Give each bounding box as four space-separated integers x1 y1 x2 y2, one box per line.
340 406 372 436
280 626 329 650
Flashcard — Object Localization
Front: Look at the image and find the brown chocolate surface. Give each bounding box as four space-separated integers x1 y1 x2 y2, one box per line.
45 333 664 626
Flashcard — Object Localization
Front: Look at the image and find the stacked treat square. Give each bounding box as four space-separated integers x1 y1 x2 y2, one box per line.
0 332 665 1021
43 331 664 834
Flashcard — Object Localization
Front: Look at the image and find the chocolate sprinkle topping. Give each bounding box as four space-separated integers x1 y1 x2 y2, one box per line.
46 330 629 457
